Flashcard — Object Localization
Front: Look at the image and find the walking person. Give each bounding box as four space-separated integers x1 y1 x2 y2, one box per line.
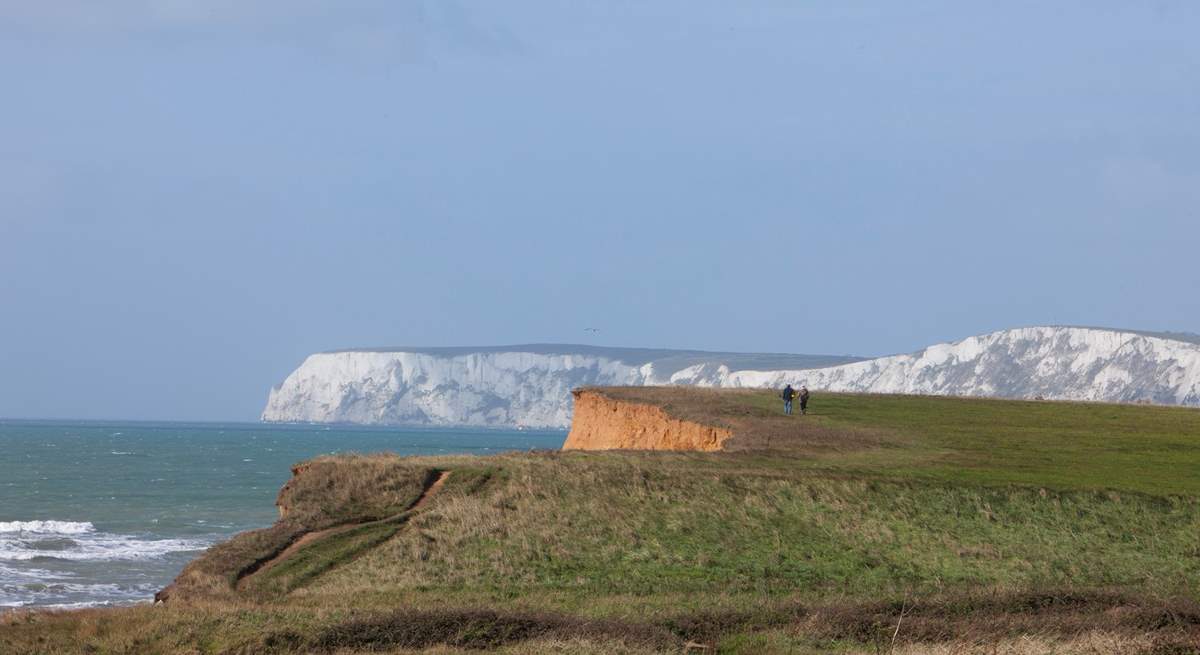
798 386 810 415
781 384 797 415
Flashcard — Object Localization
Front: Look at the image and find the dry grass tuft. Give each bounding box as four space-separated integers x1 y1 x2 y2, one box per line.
306 609 675 653
801 589 1200 648
862 631 1161 655
3 589 1198 654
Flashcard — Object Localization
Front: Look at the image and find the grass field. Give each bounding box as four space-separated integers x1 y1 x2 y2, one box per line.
2 390 1198 654
594 387 1200 495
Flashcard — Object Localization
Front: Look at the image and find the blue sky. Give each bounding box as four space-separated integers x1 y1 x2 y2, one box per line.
2 1 1198 421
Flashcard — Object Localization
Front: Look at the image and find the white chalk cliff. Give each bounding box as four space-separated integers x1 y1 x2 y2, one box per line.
262 327 1200 429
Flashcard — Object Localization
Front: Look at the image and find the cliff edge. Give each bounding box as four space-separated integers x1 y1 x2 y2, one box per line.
560 387 898 454
562 388 734 451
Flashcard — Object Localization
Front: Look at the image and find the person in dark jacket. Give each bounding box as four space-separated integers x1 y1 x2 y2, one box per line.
781 384 796 415
798 386 810 415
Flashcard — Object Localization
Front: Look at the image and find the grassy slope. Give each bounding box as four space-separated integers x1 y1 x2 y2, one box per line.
3 391 1199 655
594 387 1200 495
783 392 1200 495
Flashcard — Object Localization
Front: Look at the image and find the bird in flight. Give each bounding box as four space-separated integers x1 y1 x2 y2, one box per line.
584 327 600 333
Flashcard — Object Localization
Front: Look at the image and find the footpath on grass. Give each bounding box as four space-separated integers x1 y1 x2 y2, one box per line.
234 470 451 591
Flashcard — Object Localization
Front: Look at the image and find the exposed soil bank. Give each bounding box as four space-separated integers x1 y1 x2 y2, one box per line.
563 388 733 451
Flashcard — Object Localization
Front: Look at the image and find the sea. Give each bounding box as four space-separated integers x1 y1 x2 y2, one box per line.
0 419 565 610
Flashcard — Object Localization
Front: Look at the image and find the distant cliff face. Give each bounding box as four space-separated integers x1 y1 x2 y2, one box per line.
562 389 733 451
261 350 648 428
714 327 1200 406
262 328 1200 428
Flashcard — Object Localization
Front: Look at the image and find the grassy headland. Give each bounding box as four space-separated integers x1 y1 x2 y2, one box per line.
3 390 1198 654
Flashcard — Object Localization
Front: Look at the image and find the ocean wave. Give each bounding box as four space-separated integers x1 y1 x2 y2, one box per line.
0 562 64 582
20 537 78 552
0 522 210 562
0 578 159 610
1 599 150 610
0 536 210 562
0 521 95 535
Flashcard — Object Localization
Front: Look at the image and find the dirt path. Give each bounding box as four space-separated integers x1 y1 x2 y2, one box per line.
236 470 450 590
409 469 449 510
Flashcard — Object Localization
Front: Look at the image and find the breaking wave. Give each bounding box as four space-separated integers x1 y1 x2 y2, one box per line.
0 562 161 609
0 520 95 535
0 520 210 562
0 521 214 609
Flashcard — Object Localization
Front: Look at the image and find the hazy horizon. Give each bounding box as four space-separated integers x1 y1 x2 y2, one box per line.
3 1 1198 421
3 324 1193 423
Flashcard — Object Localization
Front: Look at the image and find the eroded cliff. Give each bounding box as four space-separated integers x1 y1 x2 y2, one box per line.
562 388 734 451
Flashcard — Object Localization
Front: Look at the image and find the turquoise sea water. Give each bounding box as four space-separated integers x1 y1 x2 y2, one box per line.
0 420 565 609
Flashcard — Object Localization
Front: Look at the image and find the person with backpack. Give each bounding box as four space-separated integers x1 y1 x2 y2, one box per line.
798 386 810 415
781 384 797 415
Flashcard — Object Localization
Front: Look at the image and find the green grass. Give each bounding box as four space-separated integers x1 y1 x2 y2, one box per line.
245 518 410 596
4 390 1200 654
597 388 1200 495
779 392 1200 495
313 451 1200 605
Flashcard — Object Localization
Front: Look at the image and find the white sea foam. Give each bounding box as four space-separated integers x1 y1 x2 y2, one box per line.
0 536 210 562
0 523 212 607
0 562 65 582
0 521 210 562
41 599 151 609
0 521 95 535
0 567 159 609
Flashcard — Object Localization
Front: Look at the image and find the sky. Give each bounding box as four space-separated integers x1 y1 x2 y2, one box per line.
1 1 1198 421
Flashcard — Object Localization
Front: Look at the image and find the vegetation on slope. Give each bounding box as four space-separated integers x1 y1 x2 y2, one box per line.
592 386 1200 494
2 391 1199 654
163 455 436 601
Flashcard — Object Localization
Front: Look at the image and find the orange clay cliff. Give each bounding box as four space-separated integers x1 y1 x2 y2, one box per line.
562 388 733 451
